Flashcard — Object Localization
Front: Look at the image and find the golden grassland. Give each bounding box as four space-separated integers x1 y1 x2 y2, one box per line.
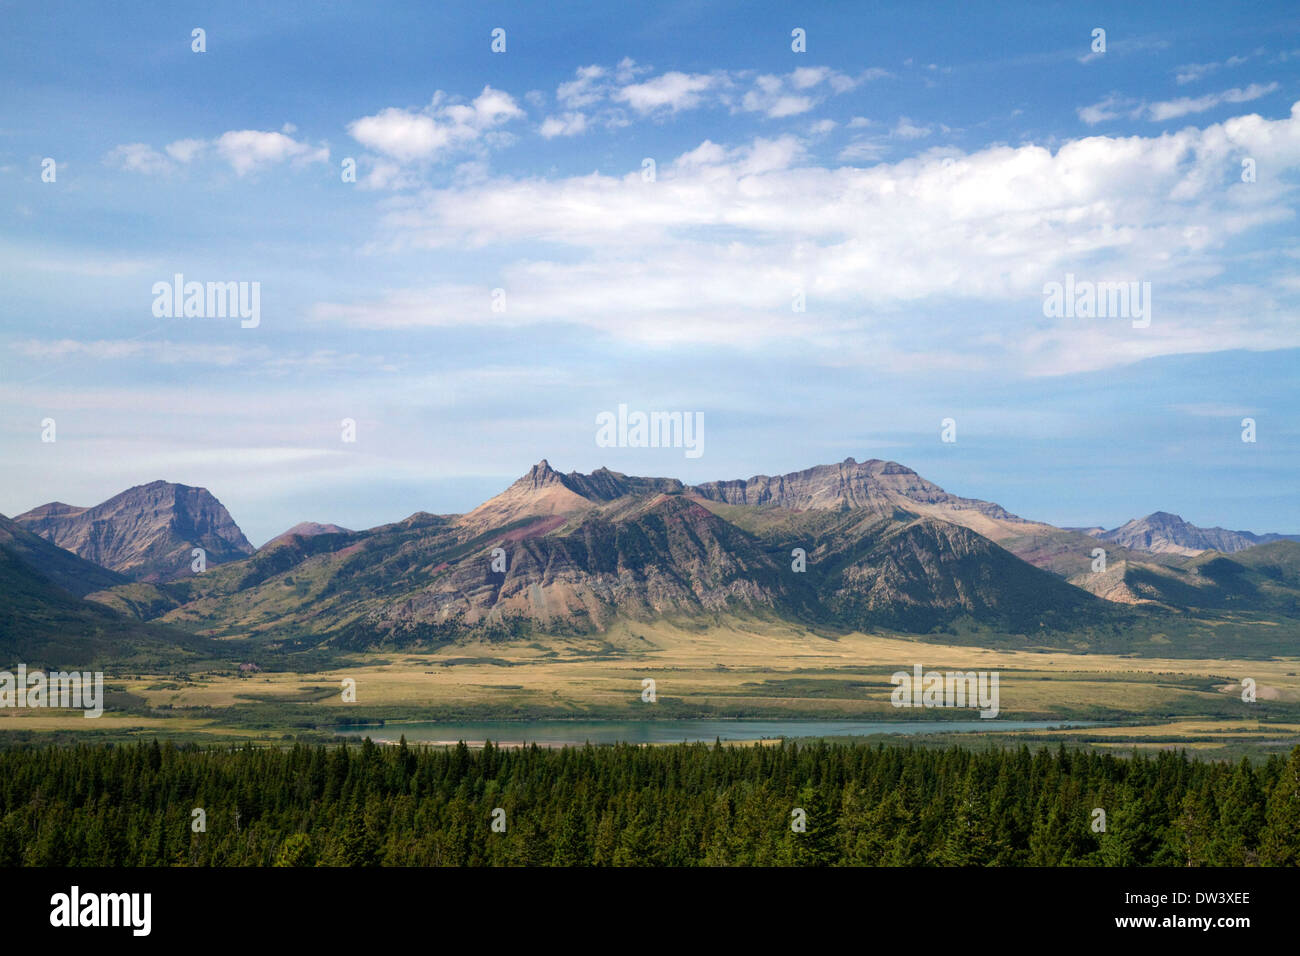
4 620 1300 747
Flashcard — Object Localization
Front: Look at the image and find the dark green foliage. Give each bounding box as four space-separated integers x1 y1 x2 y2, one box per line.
0 547 214 670
0 741 1296 867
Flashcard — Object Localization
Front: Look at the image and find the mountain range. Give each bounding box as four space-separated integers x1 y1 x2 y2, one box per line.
2 458 1298 660
1070 511 1300 557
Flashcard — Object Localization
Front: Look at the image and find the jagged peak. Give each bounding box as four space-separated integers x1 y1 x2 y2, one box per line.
513 460 566 489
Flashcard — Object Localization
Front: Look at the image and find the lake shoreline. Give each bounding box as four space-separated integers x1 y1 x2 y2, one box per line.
338 718 1100 747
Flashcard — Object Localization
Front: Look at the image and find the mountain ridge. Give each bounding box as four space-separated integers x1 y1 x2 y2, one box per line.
7 458 1299 656
1078 511 1300 556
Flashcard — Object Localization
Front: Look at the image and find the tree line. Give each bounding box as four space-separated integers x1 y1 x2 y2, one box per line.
0 739 1296 866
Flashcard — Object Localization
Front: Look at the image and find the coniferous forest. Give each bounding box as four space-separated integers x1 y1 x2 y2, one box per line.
1 740 1297 867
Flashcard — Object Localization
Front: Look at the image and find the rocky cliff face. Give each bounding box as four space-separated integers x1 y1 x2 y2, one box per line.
456 460 687 533
465 457 1026 529
86 461 1114 647
14 481 253 581
689 457 1021 521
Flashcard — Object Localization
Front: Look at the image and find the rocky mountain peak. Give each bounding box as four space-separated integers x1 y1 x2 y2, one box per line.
1098 511 1263 556
13 481 253 581
517 459 565 489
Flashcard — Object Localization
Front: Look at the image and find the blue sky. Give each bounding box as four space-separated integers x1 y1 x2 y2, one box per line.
2 0 1298 544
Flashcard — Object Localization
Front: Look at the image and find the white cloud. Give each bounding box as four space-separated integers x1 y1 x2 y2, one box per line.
349 109 444 162
741 74 810 118
347 86 524 168
215 129 329 175
615 71 719 113
838 139 888 162
557 64 607 108
315 102 1300 373
105 143 172 174
790 66 831 90
550 62 882 126
1081 84 1280 126
738 67 873 119
1077 36 1170 65
165 138 206 163
1175 54 1250 85
359 159 422 191
1144 82 1279 121
107 129 327 176
891 116 932 139
539 112 588 138
614 57 646 83
1077 94 1137 125
745 91 814 118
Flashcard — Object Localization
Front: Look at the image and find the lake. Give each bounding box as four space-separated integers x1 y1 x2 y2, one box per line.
337 719 1095 747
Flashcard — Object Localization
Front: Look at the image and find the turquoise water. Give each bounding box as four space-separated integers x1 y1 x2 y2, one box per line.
336 719 1094 746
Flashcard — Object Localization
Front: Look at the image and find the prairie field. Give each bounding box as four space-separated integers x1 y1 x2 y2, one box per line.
4 620 1299 756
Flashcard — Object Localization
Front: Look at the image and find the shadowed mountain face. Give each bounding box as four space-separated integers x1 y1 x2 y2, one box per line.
10 458 1298 654
0 514 220 668
0 513 126 597
13 481 253 582
1090 542 1300 614
0 545 215 669
1091 511 1300 556
72 460 1122 649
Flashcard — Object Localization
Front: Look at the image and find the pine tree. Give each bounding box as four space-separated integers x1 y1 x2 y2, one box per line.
1259 746 1300 866
1216 757 1265 865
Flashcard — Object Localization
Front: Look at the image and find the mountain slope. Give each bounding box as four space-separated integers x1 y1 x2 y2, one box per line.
693 503 1106 633
687 458 1127 578
0 545 217 669
1111 541 1300 612
13 481 253 581
0 513 127 597
81 461 1126 650
63 457 1300 655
